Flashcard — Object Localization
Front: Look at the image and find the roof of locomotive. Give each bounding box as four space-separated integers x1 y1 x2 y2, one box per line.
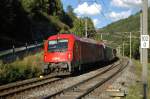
80 37 100 44
47 33 80 40
47 33 104 46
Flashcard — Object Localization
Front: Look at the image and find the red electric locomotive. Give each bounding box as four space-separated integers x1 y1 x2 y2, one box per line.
43 33 105 74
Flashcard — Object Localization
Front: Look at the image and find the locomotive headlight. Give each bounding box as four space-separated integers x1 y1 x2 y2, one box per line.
68 54 71 59
44 55 47 60
68 52 72 60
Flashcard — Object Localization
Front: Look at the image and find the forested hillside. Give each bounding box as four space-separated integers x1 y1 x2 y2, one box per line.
98 8 150 60
0 0 95 50
100 8 150 33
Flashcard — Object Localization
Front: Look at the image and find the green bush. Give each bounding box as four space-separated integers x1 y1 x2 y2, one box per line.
0 52 43 85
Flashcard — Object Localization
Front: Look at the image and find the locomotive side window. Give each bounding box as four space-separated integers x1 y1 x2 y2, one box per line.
48 39 68 52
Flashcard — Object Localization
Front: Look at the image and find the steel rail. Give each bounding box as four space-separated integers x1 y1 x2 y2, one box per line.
76 59 129 99
0 73 69 98
43 60 122 99
0 74 56 92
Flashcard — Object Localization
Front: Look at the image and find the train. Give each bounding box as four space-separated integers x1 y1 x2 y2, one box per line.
43 34 116 74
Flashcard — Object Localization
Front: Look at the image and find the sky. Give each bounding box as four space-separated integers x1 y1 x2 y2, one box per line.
61 0 150 29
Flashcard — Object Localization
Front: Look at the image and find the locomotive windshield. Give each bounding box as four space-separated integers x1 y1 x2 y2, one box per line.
48 39 68 52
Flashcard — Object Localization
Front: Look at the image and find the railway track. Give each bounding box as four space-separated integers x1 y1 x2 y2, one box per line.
43 59 129 99
0 59 127 99
0 73 69 98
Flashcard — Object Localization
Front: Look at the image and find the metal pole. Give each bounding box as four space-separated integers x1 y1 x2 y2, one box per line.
35 41 38 52
101 33 103 40
140 12 143 64
12 45 15 60
130 32 132 62
123 42 124 57
142 0 148 99
117 47 119 56
35 41 37 47
12 45 15 57
119 46 121 57
85 18 88 38
25 42 28 54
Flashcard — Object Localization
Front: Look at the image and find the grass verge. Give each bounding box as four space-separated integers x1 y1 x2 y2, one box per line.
126 60 150 99
0 52 43 85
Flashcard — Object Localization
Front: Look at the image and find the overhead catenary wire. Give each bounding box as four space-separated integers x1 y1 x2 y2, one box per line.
93 0 110 21
100 0 112 13
78 0 107 19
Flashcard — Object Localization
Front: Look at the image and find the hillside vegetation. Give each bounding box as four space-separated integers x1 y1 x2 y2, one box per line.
126 60 150 98
0 0 95 50
98 8 150 60
0 52 43 85
0 0 96 85
100 8 150 33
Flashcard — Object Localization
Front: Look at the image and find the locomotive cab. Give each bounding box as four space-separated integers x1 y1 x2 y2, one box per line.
43 34 74 74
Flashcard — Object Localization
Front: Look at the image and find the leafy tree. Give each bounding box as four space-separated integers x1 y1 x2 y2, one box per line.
21 0 48 13
71 17 96 38
0 0 97 50
66 5 76 19
67 5 74 14
72 18 85 37
86 17 96 37
48 0 63 16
